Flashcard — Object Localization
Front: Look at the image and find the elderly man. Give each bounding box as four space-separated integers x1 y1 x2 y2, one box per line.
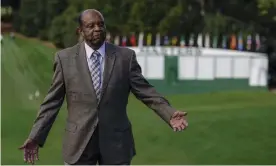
19 9 188 165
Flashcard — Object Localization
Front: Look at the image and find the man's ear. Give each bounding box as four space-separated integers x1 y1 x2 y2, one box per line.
76 27 84 42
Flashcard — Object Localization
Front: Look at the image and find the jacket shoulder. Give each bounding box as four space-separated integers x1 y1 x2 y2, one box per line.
55 43 80 59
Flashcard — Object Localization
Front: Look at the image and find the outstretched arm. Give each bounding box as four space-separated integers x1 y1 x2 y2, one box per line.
28 53 66 147
128 50 188 130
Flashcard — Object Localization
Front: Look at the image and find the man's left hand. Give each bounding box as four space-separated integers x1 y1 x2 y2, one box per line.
170 111 188 132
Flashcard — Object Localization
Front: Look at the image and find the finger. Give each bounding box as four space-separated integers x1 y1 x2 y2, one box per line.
177 121 185 131
25 149 31 163
34 150 39 160
171 120 182 128
30 151 35 164
184 120 188 127
29 155 34 165
177 111 188 117
24 150 28 162
174 120 184 129
177 126 182 132
26 152 31 164
177 118 186 127
172 122 180 129
27 150 33 164
180 124 185 130
181 118 188 126
19 144 26 150
27 151 31 164
180 112 188 117
172 112 188 119
172 112 178 118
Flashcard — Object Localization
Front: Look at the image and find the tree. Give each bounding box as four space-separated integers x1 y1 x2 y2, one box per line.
49 5 78 48
15 0 67 38
14 0 276 48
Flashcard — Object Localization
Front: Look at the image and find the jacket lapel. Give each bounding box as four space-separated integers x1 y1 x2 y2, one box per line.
75 42 97 99
99 42 116 101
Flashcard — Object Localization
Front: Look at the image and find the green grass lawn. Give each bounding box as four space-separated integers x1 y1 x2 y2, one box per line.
1 36 276 165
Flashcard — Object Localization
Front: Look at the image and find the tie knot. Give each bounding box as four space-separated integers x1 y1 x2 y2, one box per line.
91 51 101 59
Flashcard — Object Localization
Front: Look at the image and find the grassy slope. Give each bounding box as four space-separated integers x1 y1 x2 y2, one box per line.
1 36 276 164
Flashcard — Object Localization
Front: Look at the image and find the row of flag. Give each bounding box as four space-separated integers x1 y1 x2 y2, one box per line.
105 32 263 51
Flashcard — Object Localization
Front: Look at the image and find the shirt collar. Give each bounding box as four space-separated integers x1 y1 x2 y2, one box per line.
84 41 106 59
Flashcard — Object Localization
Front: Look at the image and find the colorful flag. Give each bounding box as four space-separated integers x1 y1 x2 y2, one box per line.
155 33 161 46
230 34 237 50
146 33 152 46
189 33 194 46
114 35 120 46
180 35 185 47
164 36 169 46
222 35 227 49
122 36 127 46
130 33 136 46
205 33 210 48
238 33 243 51
255 34 261 51
246 35 252 51
172 36 178 46
138 32 144 48
197 33 203 47
212 34 218 48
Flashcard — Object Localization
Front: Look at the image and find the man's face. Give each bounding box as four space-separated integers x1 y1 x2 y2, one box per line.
80 12 106 47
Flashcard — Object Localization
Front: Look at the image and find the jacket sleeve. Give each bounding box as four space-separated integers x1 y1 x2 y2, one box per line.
129 50 176 125
28 53 65 147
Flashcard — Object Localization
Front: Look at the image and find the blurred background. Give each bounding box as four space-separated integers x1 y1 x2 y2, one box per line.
1 0 276 165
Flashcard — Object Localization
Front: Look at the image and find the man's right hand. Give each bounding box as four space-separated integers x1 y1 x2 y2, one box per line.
19 139 39 164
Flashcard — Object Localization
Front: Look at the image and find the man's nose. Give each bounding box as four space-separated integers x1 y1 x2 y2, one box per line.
94 25 102 31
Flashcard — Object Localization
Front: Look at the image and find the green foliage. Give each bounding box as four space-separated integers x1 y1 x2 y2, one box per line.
128 0 175 33
17 0 40 36
203 12 227 34
1 6 13 16
15 0 67 38
1 7 13 22
39 0 68 40
48 6 79 48
13 0 276 48
257 0 276 15
158 4 183 34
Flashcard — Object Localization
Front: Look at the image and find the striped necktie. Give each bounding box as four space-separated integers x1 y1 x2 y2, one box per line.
90 51 101 100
